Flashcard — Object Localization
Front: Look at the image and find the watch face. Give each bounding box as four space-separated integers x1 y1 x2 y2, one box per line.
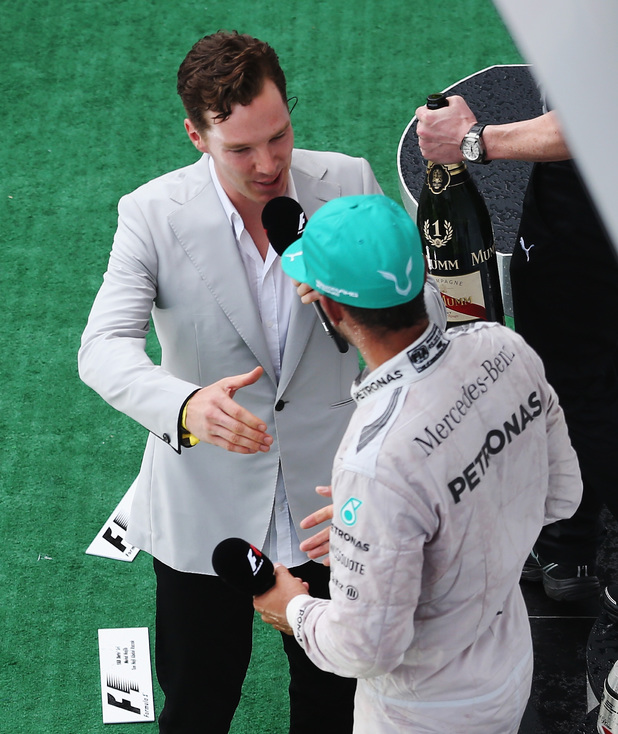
461 136 481 162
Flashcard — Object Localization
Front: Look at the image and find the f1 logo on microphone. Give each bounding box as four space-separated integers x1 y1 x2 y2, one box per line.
297 212 307 237
247 545 264 576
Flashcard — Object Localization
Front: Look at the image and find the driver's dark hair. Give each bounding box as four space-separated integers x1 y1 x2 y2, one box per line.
342 290 427 332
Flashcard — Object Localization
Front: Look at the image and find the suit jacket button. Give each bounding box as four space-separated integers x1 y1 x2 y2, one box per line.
275 400 286 412
162 433 171 443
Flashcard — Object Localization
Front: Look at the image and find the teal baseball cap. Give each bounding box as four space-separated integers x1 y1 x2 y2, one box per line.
281 195 425 308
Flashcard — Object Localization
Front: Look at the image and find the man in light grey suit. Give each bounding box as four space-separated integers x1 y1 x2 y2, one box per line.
79 31 444 733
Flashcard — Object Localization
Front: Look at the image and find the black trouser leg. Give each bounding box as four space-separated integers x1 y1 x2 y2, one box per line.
154 558 254 734
153 559 356 734
282 562 356 734
511 161 618 566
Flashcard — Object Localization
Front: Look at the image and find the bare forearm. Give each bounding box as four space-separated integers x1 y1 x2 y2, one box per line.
416 95 571 164
483 111 571 162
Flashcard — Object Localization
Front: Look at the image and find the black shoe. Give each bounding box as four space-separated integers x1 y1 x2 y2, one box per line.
521 548 600 601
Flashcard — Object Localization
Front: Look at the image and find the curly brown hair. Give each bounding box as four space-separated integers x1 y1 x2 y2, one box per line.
177 31 288 132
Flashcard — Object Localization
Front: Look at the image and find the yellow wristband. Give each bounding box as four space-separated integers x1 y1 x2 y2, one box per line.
181 402 200 447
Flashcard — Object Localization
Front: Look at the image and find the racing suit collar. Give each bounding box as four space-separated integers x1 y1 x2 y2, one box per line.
351 323 450 405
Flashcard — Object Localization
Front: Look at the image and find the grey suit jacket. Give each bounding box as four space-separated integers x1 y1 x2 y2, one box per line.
79 149 388 573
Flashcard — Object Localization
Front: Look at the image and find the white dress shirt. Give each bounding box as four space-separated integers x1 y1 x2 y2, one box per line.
209 157 308 568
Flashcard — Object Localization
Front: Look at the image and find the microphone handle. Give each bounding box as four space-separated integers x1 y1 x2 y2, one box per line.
313 302 349 353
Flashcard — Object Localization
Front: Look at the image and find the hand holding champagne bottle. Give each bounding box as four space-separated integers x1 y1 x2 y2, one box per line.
416 93 504 328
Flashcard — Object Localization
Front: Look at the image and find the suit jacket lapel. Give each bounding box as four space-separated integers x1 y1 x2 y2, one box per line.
277 153 342 394
291 150 342 218
277 290 315 396
167 161 277 386
165 151 344 394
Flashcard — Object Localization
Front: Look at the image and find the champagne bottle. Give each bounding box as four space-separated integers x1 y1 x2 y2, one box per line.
598 659 618 733
417 93 504 328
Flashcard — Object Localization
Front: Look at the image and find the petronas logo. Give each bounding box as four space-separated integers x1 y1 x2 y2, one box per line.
423 219 453 248
340 498 362 527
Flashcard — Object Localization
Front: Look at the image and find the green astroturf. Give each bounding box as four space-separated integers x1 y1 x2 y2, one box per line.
0 1 521 731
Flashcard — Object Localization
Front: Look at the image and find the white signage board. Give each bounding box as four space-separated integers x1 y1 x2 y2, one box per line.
86 481 139 562
98 627 155 723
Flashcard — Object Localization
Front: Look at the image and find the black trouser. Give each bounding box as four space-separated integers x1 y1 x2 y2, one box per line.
153 558 356 733
510 160 618 565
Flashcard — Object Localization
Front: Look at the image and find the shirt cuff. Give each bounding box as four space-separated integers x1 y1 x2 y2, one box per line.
286 594 313 646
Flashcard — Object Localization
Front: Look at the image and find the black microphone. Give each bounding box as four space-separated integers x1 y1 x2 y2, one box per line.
212 537 276 595
262 196 349 353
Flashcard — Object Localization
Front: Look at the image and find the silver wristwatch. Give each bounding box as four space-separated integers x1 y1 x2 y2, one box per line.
460 123 489 164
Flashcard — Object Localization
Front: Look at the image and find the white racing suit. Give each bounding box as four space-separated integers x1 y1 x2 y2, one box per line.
286 321 582 733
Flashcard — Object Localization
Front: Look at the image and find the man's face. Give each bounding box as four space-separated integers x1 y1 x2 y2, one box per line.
185 79 294 209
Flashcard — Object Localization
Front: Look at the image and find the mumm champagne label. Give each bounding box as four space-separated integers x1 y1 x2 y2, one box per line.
472 243 497 264
423 218 496 272
433 272 488 322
